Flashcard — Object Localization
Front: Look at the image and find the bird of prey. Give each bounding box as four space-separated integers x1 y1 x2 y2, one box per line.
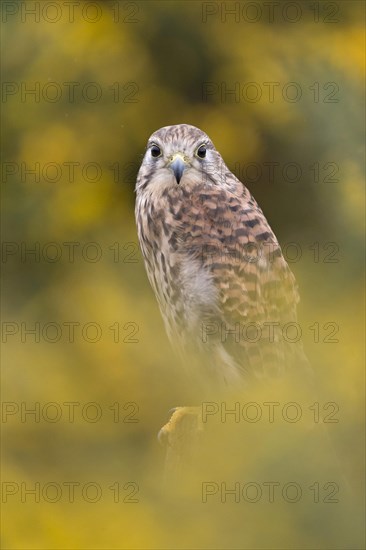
135 124 309 399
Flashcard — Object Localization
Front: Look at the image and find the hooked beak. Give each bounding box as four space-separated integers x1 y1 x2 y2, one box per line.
169 154 187 184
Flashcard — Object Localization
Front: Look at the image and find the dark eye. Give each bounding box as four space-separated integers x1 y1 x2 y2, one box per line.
150 144 161 158
196 144 206 158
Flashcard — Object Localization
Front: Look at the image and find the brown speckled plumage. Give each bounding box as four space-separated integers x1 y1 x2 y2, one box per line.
135 124 309 394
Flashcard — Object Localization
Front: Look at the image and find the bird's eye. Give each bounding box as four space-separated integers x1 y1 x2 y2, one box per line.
196 144 207 158
150 144 162 158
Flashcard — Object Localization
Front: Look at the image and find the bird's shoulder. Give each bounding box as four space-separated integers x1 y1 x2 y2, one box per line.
178 180 300 320
180 178 279 260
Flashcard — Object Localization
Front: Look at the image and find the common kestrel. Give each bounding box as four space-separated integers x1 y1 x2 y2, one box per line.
135 124 309 398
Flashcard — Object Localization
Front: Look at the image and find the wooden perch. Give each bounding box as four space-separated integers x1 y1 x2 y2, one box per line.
159 407 203 481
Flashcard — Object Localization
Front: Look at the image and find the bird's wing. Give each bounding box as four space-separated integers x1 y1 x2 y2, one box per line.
183 181 308 379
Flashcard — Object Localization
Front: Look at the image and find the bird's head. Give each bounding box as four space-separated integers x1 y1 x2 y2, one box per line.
136 124 228 194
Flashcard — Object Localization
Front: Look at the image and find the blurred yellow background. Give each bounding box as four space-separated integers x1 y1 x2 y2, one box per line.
1 1 365 548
